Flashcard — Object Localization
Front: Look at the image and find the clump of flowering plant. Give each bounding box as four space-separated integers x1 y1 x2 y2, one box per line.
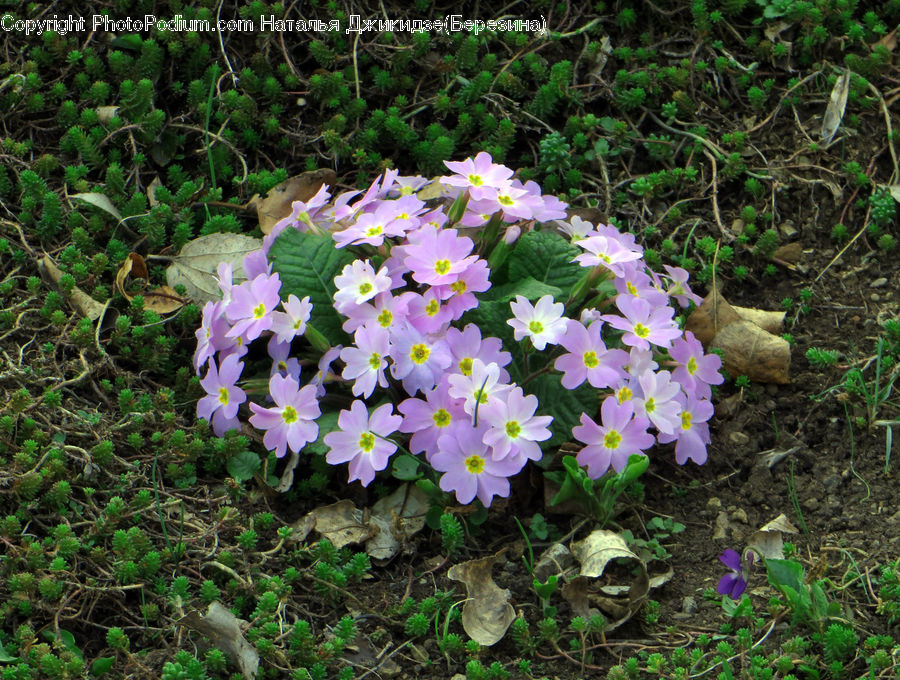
192 152 722 513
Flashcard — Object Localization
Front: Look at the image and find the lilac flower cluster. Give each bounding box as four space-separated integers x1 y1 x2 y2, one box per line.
193 153 723 508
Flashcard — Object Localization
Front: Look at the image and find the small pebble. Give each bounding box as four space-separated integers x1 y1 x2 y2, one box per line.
682 596 697 614
729 431 750 446
871 293 880 302
870 277 888 288
730 508 748 524
803 497 819 512
707 497 722 509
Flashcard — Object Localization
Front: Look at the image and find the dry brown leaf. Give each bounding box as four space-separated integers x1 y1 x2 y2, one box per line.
116 253 184 314
141 285 186 313
567 530 651 631
96 106 120 124
304 500 374 549
821 69 850 145
146 176 162 208
730 305 785 335
447 550 515 646
686 291 790 384
177 602 258 680
712 319 790 384
165 233 262 305
38 254 106 320
365 484 429 562
746 513 798 561
253 169 337 234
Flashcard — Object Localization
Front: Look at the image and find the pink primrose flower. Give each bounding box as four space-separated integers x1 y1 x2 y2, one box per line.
324 401 402 486
197 354 246 436
572 396 655 478
508 295 568 350
248 374 320 458
554 319 629 390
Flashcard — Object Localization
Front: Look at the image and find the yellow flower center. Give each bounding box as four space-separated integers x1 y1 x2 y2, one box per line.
410 343 430 364
464 454 485 474
434 259 451 275
626 281 638 296
458 357 473 376
293 319 304 329
400 185 414 195
645 397 656 413
681 411 693 430
359 282 373 296
253 303 267 319
583 351 599 368
634 323 650 338
468 174 483 186
425 299 440 316
218 387 229 405
450 279 468 295
686 357 698 375
377 309 393 327
366 225 383 237
616 386 632 403
528 320 544 334
498 194 513 206
277 361 287 372
368 352 381 370
603 430 622 449
505 421 521 439
359 432 375 452
433 409 452 427
282 405 298 423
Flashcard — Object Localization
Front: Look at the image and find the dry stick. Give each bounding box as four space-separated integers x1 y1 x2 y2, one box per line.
868 81 899 183
702 150 733 241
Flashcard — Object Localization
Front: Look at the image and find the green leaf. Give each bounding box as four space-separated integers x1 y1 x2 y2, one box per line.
392 454 422 481
765 558 804 593
226 451 261 482
268 228 355 346
42 630 82 659
528 373 598 447
90 657 115 676
481 277 563 303
508 230 583 292
0 643 18 663
306 410 341 456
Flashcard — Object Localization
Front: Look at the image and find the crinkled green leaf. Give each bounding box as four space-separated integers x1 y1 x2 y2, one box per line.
481 277 563 303
463 299 525 382
306 410 341 456
528 373 598 447
268 229 354 346
226 451 261 482
508 230 583 293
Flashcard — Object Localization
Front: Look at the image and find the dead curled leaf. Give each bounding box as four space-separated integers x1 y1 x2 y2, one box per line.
746 513 798 561
686 291 790 384
115 252 185 314
38 254 106 321
177 602 259 680
566 529 650 631
447 549 516 646
821 69 850 145
165 233 262 305
252 169 337 234
286 485 428 562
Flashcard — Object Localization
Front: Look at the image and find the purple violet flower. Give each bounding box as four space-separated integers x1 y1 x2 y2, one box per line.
717 549 752 599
